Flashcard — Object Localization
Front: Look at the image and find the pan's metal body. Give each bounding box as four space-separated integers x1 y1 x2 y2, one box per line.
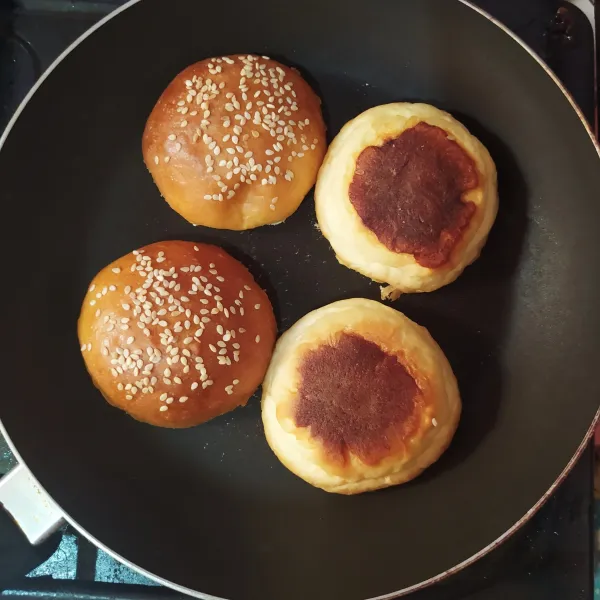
1 1 600 599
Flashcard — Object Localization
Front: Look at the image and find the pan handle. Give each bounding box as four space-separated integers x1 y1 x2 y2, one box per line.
0 464 64 544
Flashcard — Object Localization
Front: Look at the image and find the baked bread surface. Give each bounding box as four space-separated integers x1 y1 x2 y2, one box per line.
143 55 326 230
315 103 498 295
78 241 276 427
261 298 461 493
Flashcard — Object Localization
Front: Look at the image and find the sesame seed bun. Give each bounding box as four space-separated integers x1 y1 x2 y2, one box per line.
261 298 460 494
143 55 326 230
315 103 498 296
78 241 276 428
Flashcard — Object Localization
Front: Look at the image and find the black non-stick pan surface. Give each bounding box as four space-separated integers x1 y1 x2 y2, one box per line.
2 0 600 598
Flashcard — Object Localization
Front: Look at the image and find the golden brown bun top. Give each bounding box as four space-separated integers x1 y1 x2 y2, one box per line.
349 122 479 268
142 54 326 230
295 332 425 466
78 241 276 428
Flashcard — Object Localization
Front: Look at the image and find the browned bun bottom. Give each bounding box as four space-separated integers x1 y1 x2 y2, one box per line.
261 298 461 493
315 103 498 296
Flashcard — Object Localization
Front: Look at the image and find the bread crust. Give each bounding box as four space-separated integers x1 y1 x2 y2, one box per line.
315 103 498 295
143 55 326 230
261 298 460 493
78 241 276 427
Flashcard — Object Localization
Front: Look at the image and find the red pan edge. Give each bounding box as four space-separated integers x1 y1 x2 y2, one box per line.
0 1 599 598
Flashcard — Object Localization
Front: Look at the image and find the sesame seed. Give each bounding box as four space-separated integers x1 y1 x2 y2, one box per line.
159 406 168 412
112 267 121 274
255 335 260 343
191 382 199 391
432 418 438 427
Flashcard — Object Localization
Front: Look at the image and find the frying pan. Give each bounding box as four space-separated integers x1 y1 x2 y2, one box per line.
1 0 599 598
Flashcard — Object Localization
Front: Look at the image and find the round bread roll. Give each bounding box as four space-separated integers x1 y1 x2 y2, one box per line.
315 103 498 297
261 298 460 494
78 241 276 428
143 55 326 230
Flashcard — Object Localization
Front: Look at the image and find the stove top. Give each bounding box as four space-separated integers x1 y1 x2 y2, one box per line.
0 1 597 599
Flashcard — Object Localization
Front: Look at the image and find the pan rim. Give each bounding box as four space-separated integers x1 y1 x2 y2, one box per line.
0 0 599 598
